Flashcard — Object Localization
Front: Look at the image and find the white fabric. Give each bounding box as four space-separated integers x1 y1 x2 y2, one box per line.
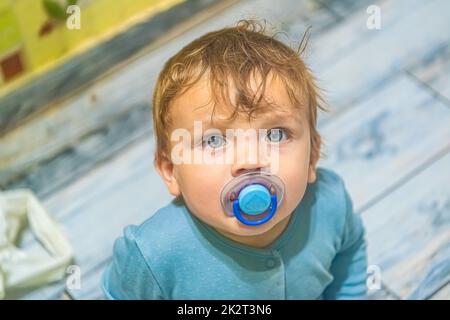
0 189 73 299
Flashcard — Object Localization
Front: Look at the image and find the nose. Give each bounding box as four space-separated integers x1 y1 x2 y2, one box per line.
230 146 269 177
231 165 263 177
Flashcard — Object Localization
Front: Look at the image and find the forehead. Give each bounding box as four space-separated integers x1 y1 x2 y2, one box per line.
169 73 305 127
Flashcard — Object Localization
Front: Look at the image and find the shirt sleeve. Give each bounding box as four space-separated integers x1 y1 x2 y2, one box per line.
323 187 368 300
102 225 165 300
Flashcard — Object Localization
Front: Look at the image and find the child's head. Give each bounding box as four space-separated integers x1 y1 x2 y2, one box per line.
152 20 326 237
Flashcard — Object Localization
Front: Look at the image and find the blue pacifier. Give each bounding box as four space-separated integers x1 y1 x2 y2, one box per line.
220 172 285 226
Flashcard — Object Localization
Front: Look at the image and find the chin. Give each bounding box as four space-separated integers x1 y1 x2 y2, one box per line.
224 218 278 236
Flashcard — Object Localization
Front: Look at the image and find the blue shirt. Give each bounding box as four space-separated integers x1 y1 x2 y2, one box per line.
102 167 367 299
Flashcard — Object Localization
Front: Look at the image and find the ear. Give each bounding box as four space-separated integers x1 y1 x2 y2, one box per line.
307 164 317 184
155 153 181 197
307 141 319 184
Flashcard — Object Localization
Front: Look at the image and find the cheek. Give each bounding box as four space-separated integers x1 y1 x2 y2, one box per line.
277 142 311 209
176 165 226 216
277 139 310 174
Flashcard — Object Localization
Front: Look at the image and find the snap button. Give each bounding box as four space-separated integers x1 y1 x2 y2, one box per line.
265 258 276 269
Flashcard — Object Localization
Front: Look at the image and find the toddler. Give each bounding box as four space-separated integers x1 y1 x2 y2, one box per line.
102 20 367 300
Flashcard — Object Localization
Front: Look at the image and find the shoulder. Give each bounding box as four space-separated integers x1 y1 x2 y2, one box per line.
104 200 197 299
135 199 192 240
315 167 348 198
312 167 351 211
114 199 200 267
307 167 354 240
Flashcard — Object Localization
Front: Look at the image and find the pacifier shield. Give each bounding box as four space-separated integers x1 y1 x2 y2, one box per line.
220 172 285 226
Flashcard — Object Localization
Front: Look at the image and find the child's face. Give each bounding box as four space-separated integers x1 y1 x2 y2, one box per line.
157 74 316 237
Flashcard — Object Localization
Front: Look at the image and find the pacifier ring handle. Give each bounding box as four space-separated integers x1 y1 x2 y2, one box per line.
232 195 278 226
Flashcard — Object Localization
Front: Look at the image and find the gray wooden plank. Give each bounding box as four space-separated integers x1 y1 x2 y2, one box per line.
309 0 413 69
318 74 450 213
407 242 450 299
409 42 450 106
366 285 399 300
4 102 153 199
308 0 450 122
70 259 109 300
279 0 339 38
318 0 378 18
429 281 450 300
362 150 450 299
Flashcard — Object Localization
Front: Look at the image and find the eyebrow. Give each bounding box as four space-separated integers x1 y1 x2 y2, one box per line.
186 111 303 132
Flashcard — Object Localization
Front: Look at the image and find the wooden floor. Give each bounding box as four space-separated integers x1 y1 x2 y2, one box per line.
5 0 450 299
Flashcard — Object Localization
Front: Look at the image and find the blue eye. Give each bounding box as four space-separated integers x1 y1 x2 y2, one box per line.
203 134 226 149
266 128 288 142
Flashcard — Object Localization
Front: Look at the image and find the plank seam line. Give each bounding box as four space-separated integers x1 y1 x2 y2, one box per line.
405 70 450 110
358 142 450 214
380 282 402 300
320 72 401 130
423 279 450 300
314 0 344 21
